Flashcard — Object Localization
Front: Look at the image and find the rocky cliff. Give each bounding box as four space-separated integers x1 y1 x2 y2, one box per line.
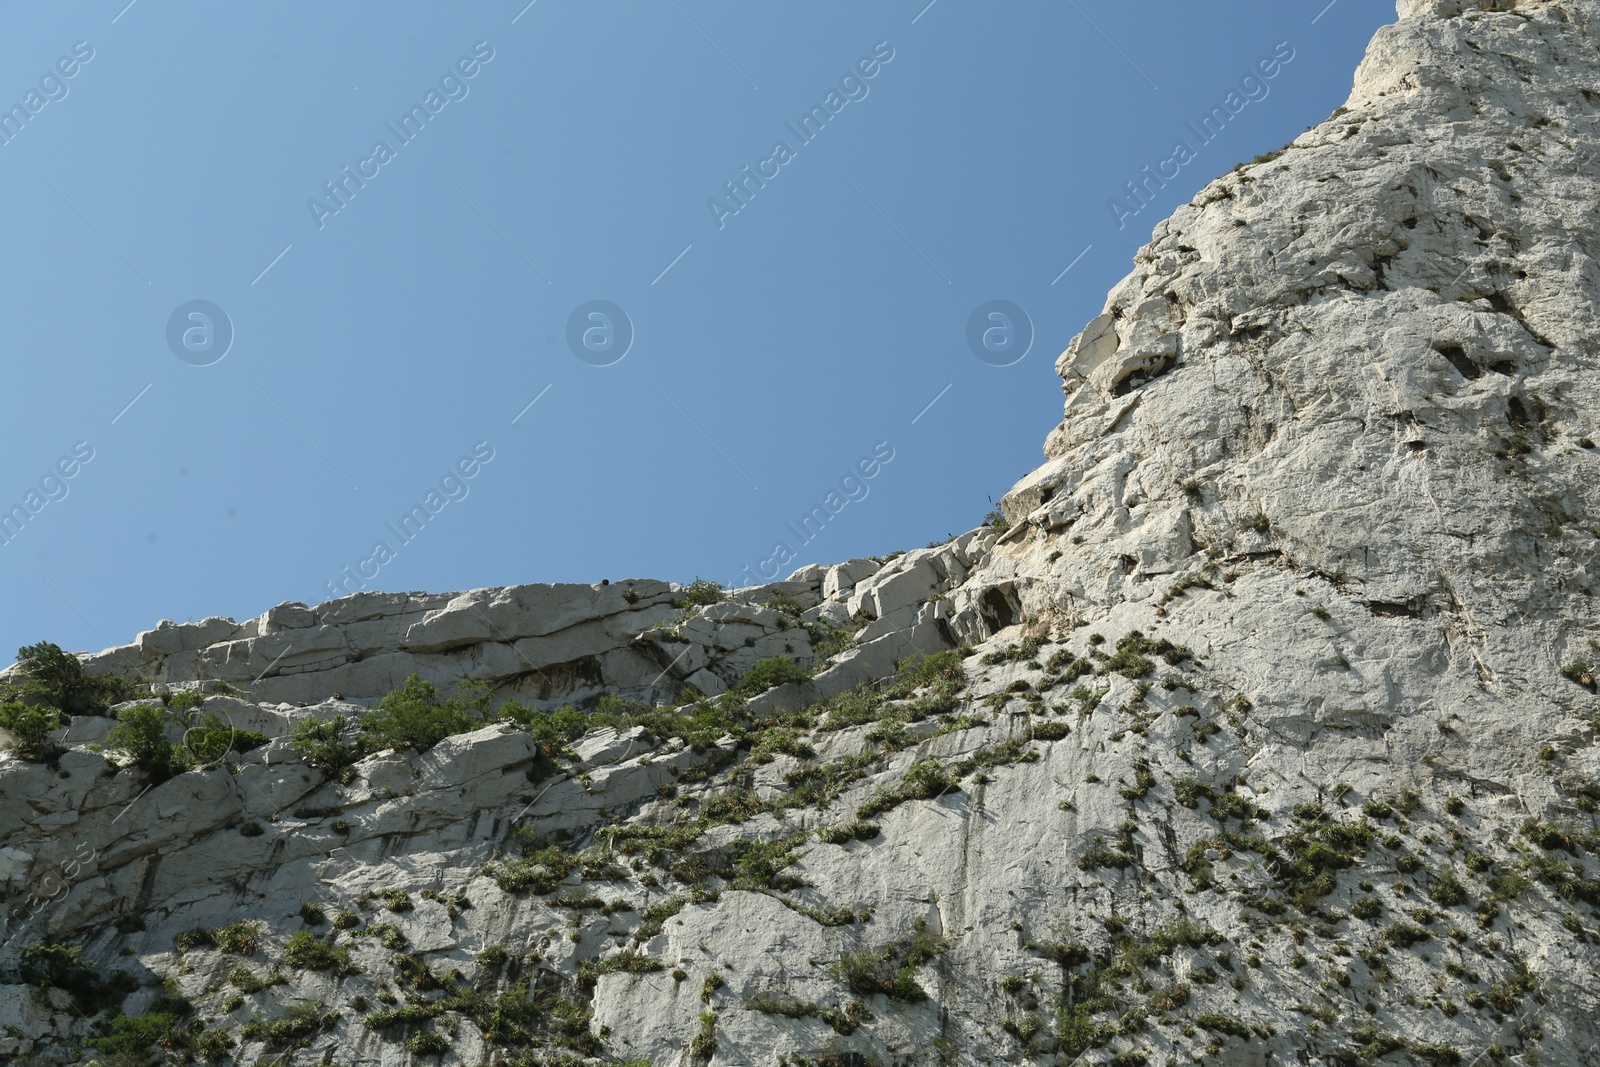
5 1 1600 1064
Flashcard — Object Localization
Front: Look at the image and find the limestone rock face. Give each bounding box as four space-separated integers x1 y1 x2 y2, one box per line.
6 3 1600 1065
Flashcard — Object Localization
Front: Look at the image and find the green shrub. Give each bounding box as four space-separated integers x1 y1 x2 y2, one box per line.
212 921 262 955
501 702 589 750
300 902 326 926
675 579 724 608
365 922 407 951
578 950 667 987
1102 631 1191 679
1350 897 1383 920
738 656 810 696
701 787 768 825
360 675 483 753
364 1003 433 1030
174 928 214 953
10 640 130 714
226 964 282 993
831 918 946 1001
1383 922 1431 948
405 1031 450 1054
175 710 268 767
1429 870 1471 907
240 1001 337 1047
0 701 62 761
90 1009 184 1059
282 930 357 975
857 760 958 819
105 703 175 780
1175 775 1216 809
290 715 360 781
380 887 414 913
166 690 202 712
690 1010 717 1059
1196 1013 1252 1038
1078 838 1136 871
746 991 813 1017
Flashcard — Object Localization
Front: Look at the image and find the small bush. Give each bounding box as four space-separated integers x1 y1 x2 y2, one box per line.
831 918 946 1001
90 1009 185 1060
11 640 130 714
691 1010 717 1060
1078 838 1135 871
212 921 262 955
1429 871 1471 907
175 710 268 767
405 1031 450 1055
578 950 667 988
380 887 414 913
676 579 725 608
1383 922 1431 948
106 704 175 780
857 760 958 819
738 656 810 696
360 675 484 753
366 923 407 951
0 701 62 761
282 930 357 975
174 928 214 953
1196 1013 1252 1038
1350 897 1383 921
240 1001 337 1048
300 902 326 926
363 1002 432 1030
290 715 360 781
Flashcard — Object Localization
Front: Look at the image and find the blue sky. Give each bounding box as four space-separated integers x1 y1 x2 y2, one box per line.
0 0 1394 663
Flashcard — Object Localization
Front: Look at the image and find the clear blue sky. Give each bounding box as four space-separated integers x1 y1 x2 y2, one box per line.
0 0 1394 663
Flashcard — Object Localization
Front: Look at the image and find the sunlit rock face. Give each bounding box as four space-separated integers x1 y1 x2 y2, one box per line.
5 3 1600 1064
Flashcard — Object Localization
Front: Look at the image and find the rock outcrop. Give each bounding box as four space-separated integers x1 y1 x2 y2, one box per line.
5 2 1600 1065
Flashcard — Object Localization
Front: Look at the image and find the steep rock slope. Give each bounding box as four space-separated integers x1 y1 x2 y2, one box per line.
5 2 1600 1065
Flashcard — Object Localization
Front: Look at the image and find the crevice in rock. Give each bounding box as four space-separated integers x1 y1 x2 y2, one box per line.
1436 343 1482 380
1363 598 1425 619
978 586 1020 636
1111 357 1176 398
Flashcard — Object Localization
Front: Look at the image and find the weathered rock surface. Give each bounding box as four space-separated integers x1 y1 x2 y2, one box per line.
6 3 1600 1065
